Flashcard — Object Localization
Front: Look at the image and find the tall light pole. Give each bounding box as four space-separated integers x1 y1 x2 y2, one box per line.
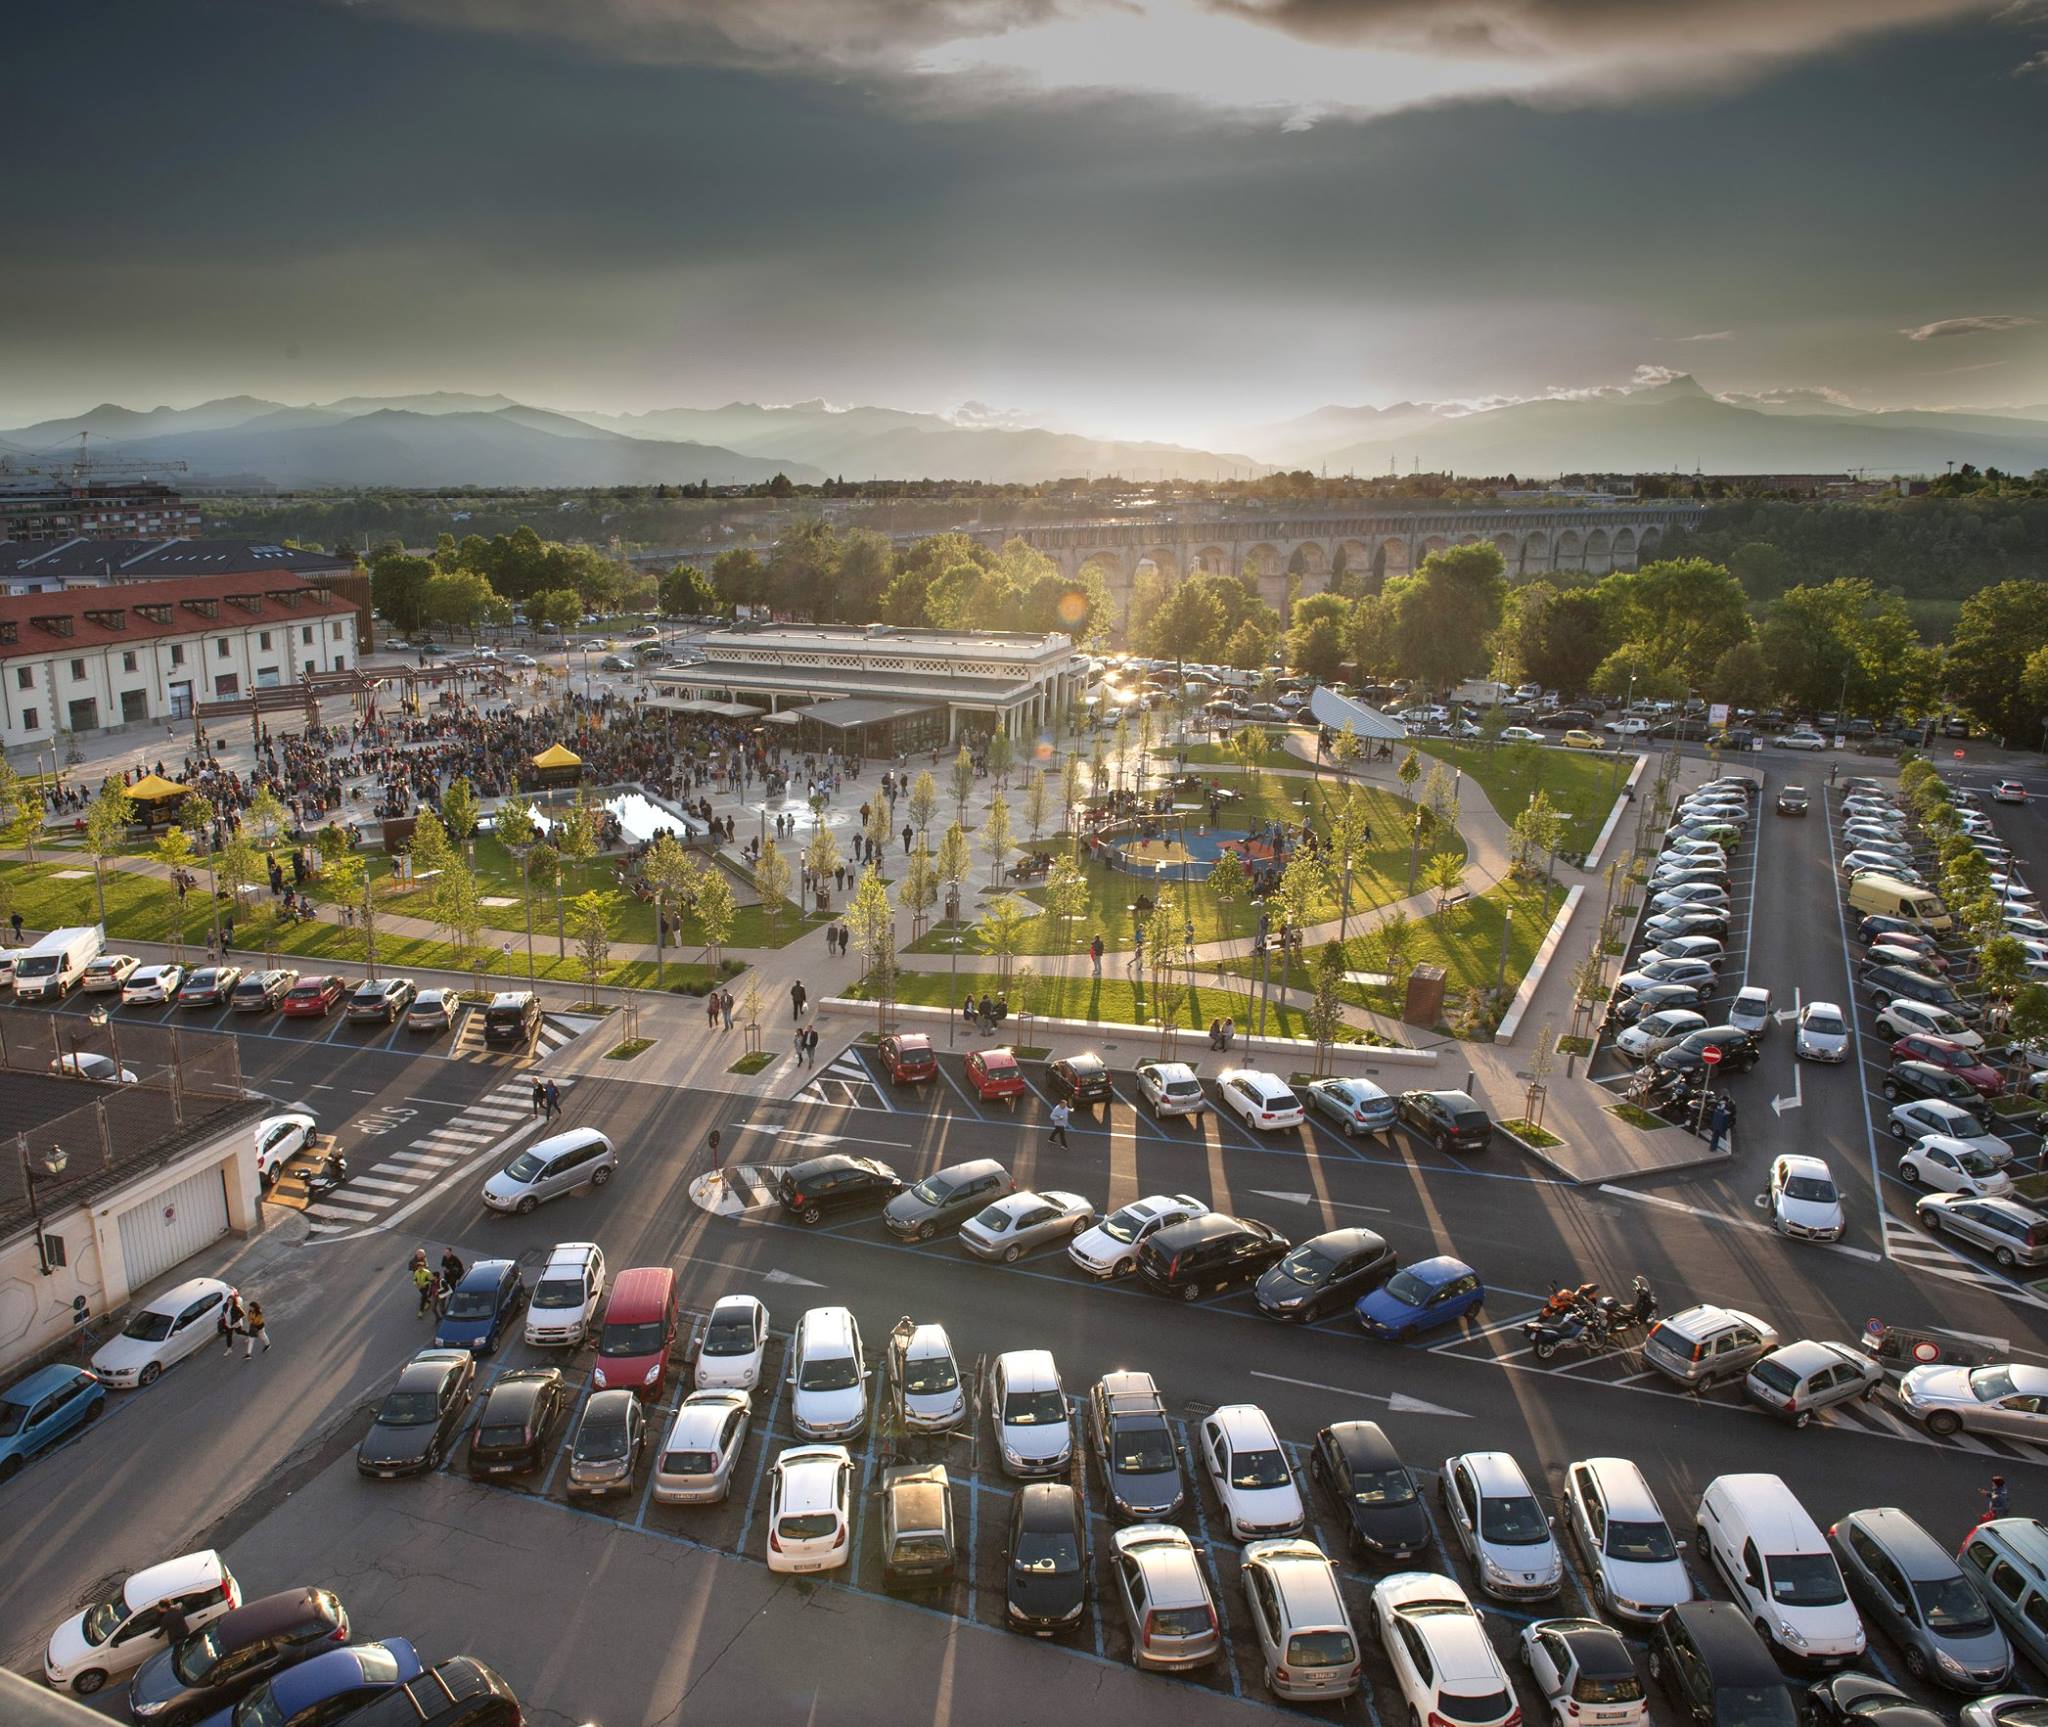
20 1139 68 1276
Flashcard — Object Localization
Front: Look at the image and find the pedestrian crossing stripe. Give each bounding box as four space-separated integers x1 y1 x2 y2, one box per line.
792 1051 890 1111
1879 1214 2048 1311
303 1078 576 1236
687 1163 782 1218
445 1010 584 1068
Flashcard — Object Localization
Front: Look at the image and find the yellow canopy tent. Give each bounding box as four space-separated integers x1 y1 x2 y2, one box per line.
125 773 189 802
530 743 582 770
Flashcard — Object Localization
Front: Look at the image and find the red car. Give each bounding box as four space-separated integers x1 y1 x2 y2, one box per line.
879 1033 937 1085
1891 1033 2005 1097
964 1047 1026 1107
281 974 349 1017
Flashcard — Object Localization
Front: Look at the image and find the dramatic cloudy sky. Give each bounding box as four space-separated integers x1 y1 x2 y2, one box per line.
3 0 2045 441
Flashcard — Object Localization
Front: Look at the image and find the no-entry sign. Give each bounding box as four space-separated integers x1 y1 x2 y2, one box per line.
1700 1045 1723 1067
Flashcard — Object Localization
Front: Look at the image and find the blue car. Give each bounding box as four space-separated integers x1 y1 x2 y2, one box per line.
433 1260 527 1355
194 1638 421 1727
0 1365 105 1482
1354 1255 1484 1339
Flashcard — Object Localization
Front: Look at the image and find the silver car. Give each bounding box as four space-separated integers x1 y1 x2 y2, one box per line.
1642 1304 1779 1389
653 1390 751 1504
1832 1506 2012 1692
1560 1457 1691 1624
1112 1525 1221 1672
1899 1363 2048 1440
1440 1451 1563 1600
1743 1340 1883 1428
958 1189 1092 1263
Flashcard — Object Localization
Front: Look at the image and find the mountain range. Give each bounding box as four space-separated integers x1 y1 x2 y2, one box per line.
3 376 2047 489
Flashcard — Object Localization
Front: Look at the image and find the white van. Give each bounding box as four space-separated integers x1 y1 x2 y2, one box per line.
1695 1474 1865 1667
13 925 105 1002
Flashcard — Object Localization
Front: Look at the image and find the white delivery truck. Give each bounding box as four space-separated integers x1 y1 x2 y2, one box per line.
13 925 106 1002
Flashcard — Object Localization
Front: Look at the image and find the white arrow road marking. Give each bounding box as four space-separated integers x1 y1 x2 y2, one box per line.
1250 1370 1470 1419
1772 1065 1803 1117
1775 987 1804 1026
1249 1189 1393 1214
1595 1182 1881 1261
762 1268 827 1287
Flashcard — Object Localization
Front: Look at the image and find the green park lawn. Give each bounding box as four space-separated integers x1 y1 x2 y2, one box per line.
1412 738 1626 859
847 965 1362 1042
0 860 732 994
1220 873 1557 1028
906 775 1454 959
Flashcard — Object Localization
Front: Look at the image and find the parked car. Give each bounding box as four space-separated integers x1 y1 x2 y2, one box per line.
1199 1404 1304 1540
653 1390 752 1505
959 1189 1092 1262
339 1658 520 1727
1373 1572 1520 1727
1831 1505 2012 1691
82 953 140 993
1088 1371 1184 1522
178 966 242 1008
1253 1227 1397 1321
187 1640 423 1727
231 968 297 1012
1899 1362 2048 1437
1520 1617 1648 1727
466 1369 570 1476
1694 1473 1864 1667
1616 958 1716 1001
1047 1051 1112 1109
1006 1483 1088 1635
887 1320 965 1433
1303 1076 1397 1137
694 1293 769 1391
280 974 347 1017
885 1158 1014 1240
1900 1135 2014 1197
775 1153 903 1225
878 1032 936 1084
1560 1456 1692 1623
1397 1089 1496 1153
432 1259 527 1355
1136 1212 1290 1302
357 1349 475 1476
1562 729 1603 749
1743 1339 1883 1427
1068 1192 1208 1280
1727 985 1771 1038
0 1365 104 1483
1240 1538 1363 1701
1642 1303 1778 1389
1885 1060 1996 1119
1218 1068 1306 1131
1647 1601 1798 1727
764 1445 854 1574
1440 1450 1564 1599
1615 1008 1708 1060
1655 1025 1760 1076
1309 1420 1427 1563
92 1278 237 1389
565 1388 647 1498
42 1550 242 1695
1893 1036 2005 1098
405 988 455 1034
963 1046 1026 1104
122 964 186 1006
991 1349 1073 1479
1111 1524 1221 1671
129 1588 350 1725
1132 1059 1206 1119
788 1306 868 1440
1888 1099 2010 1162
1356 1256 1485 1339
523 1241 604 1348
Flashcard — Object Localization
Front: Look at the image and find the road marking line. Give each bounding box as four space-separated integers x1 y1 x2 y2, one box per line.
345 1174 417 1193
1595 1183 1883 1261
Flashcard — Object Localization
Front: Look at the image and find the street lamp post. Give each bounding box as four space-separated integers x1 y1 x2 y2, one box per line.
1407 810 1423 894
1610 669 1636 793
1495 906 1514 994
19 1139 68 1276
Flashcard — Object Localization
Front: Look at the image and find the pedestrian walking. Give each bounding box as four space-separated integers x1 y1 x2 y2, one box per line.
1090 934 1104 976
902 823 913 855
1049 1099 1071 1148
545 1079 561 1119
1984 1475 2011 1521
440 1246 466 1290
10 911 23 945
531 1077 546 1116
720 988 735 1030
426 1271 447 1318
1707 1097 1732 1153
706 991 719 1029
795 1026 808 1066
804 1025 818 1066
218 1293 245 1355
791 980 808 1020
242 1300 270 1357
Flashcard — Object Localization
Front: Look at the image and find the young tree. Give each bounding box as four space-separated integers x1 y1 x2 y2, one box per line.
987 728 1015 790
641 832 700 990
553 804 599 958
1227 723 1270 781
1206 845 1250 1010
755 838 794 937
980 793 1013 889
950 744 976 829
439 777 483 863
1060 753 1086 835
1420 760 1458 835
1324 784 1374 942
0 761 43 868
82 779 134 927
2006 985 2048 1087
153 824 197 961
435 862 487 983
1375 908 1417 1004
899 841 939 940
974 894 1034 985
247 786 292 855
409 808 456 883
806 827 843 907
693 870 736 973
1397 747 1422 801
847 865 897 1033
217 827 262 935
567 888 620 1000
1043 856 1090 962
864 795 892 880
321 849 368 966
1275 850 1328 954
1307 940 1349 1076
1510 790 1568 877
908 770 939 842
1422 849 1467 921
1023 768 1052 844
935 821 972 923
493 798 541 981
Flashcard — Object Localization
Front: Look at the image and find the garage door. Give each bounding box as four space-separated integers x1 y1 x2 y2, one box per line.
116 1166 229 1292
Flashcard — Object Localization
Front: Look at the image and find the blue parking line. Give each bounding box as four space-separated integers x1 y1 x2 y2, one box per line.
631 1393 685 1531
1176 1415 1245 1700
735 1368 787 1553
1079 1486 1104 1658
538 1380 589 1498
967 1467 980 1623
851 1410 882 1575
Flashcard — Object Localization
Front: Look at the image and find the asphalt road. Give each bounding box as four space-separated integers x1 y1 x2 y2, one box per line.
2 741 2045 1726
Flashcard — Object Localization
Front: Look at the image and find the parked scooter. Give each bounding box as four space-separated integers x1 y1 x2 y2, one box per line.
303 1151 351 1199
1524 1301 1611 1362
1595 1275 1658 1336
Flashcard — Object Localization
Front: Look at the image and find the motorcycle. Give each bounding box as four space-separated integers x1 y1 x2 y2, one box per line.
1539 1281 1601 1322
303 1152 351 1199
1594 1275 1657 1335
1524 1302 1611 1361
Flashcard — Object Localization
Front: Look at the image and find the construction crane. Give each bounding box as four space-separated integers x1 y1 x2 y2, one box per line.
0 431 188 485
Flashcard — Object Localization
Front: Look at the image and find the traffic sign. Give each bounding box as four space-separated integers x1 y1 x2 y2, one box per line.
1954 750 1966 761
1700 1044 1723 1067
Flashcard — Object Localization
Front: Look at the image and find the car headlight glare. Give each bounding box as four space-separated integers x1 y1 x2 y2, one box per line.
1936 1652 1967 1677
1776 1621 1808 1649
643 1364 661 1385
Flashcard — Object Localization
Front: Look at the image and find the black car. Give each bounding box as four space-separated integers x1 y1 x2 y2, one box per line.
1395 1090 1495 1153
1135 1213 1291 1302
1310 1421 1428 1563
467 1368 570 1476
1882 1060 1993 1121
1005 1483 1088 1636
332 1658 521 1727
565 1388 646 1498
1806 1674 1944 1727
1655 1025 1760 1077
1087 1370 1184 1521
348 977 418 1025
357 1350 475 1478
231 969 298 1012
1648 1601 1798 1727
1047 1052 1113 1110
1253 1227 1398 1321
775 1154 904 1226
129 1588 350 1725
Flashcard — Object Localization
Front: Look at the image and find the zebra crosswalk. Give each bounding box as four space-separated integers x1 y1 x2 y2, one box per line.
448 1010 586 1067
302 1079 574 1237
686 1163 785 1219
1880 1213 2048 1311
792 1051 888 1111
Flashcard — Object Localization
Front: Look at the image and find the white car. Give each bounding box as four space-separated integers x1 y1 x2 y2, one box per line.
1519 1617 1649 1727
1843 849 1921 880
91 1277 237 1388
1794 1001 1851 1062
1767 1155 1844 1241
1775 730 1827 750
1614 1008 1706 1060
1727 985 1771 1038
2006 914 2048 942
1648 882 1729 913
1994 780 2029 804
1068 1192 1209 1279
888 1320 966 1431
1133 1059 1206 1120
43 1550 241 1695
991 1349 1073 1478
765 1444 853 1573
1900 1135 2015 1198
525 1241 606 1347
1218 1069 1305 1131
49 1052 138 1084
1500 726 1545 743
1887 1100 2012 1165
1199 1404 1304 1540
1373 1572 1519 1727
121 964 185 1005
1440 1450 1564 1599
1606 718 1650 736
695 1293 769 1391
652 1389 752 1505
252 1113 317 1185
1874 998 1983 1050
81 953 140 993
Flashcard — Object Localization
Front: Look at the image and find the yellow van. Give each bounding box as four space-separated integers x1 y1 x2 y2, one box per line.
1847 871 1952 931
